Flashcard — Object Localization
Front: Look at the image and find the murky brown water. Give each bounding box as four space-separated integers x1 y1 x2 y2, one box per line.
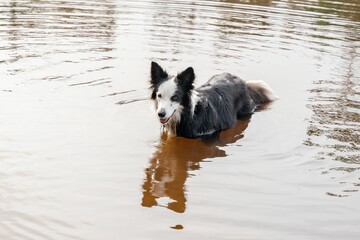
1 0 360 239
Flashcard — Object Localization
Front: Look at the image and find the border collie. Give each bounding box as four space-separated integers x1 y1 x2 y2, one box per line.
149 61 277 138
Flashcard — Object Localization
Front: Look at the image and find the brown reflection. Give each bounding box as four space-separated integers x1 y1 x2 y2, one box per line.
142 117 251 213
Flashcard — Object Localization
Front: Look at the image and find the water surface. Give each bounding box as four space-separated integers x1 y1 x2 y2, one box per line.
1 0 359 239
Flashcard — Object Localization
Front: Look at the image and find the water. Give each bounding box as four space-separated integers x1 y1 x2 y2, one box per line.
0 0 359 239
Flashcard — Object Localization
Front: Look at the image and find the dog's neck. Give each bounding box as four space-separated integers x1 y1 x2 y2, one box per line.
162 107 183 136
163 119 177 136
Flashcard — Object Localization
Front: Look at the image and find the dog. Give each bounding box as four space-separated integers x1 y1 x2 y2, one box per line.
149 61 277 138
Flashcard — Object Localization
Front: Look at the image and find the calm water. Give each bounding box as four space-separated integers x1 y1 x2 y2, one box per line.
1 0 359 239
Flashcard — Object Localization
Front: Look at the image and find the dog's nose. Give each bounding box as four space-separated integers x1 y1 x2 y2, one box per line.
158 111 166 118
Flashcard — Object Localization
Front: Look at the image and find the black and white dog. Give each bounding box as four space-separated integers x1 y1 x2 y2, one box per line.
149 62 277 138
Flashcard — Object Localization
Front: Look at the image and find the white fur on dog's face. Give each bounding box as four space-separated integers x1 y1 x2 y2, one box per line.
155 77 182 124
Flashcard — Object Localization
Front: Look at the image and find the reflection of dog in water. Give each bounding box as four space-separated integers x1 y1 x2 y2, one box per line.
149 61 276 138
141 118 251 213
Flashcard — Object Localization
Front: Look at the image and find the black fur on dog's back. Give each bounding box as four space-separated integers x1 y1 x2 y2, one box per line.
176 73 257 138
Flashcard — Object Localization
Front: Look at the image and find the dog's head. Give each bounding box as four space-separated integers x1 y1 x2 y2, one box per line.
149 62 195 125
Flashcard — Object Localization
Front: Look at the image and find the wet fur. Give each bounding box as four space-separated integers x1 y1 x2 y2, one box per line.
150 62 276 138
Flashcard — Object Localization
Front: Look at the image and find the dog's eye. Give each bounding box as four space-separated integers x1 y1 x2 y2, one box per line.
157 94 162 98
171 95 179 101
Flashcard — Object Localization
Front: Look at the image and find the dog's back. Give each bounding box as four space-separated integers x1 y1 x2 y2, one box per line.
177 73 255 137
198 73 256 116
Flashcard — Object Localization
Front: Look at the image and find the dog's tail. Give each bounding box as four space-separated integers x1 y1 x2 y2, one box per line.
246 81 278 104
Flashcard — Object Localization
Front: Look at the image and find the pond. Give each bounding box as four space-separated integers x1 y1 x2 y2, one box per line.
0 0 359 239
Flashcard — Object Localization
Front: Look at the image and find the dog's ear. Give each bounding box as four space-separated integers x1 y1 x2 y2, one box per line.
177 67 195 89
150 61 168 85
